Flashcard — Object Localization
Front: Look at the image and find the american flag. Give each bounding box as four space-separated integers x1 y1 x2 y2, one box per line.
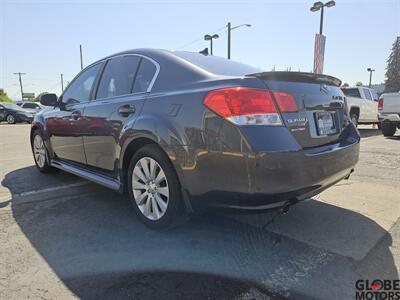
313 34 326 74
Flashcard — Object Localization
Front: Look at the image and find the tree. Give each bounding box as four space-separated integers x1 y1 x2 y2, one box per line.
355 81 363 87
342 83 349 87
384 36 400 93
0 89 13 103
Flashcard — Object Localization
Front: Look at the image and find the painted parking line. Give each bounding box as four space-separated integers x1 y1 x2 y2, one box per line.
15 181 90 197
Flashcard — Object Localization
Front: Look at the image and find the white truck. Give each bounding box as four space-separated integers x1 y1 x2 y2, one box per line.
378 92 400 136
341 87 379 127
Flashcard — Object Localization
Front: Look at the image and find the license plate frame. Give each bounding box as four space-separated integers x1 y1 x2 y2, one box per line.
315 111 338 136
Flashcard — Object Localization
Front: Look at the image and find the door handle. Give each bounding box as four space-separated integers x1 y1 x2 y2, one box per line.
118 104 136 117
71 110 81 120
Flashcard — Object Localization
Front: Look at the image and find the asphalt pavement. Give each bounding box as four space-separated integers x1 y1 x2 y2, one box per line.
0 124 399 300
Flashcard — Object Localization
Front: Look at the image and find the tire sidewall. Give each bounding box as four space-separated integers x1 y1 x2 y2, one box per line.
32 130 52 172
6 114 16 124
381 122 396 137
127 144 184 229
351 114 358 127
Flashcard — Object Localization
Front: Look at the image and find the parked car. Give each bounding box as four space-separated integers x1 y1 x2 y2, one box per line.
31 49 360 229
17 101 43 113
378 92 400 136
341 86 379 127
0 102 35 124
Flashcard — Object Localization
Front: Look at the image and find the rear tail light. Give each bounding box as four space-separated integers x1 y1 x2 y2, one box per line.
378 97 383 110
271 91 298 112
203 87 282 125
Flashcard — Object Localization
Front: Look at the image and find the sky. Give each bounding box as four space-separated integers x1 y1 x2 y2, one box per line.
0 0 399 100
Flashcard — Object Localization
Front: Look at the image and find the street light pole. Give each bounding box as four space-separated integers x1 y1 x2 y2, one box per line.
226 22 251 59
61 73 64 93
204 34 219 55
227 22 231 59
310 1 336 35
319 6 324 34
80 44 83 70
367 68 375 88
310 1 335 74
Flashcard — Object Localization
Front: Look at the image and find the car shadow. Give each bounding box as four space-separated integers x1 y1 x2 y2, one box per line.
358 127 381 138
2 167 398 299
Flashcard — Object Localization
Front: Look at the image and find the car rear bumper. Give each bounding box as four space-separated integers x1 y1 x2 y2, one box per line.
378 112 400 122
175 124 360 211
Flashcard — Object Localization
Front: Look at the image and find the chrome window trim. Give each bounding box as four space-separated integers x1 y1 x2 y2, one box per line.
92 53 160 102
63 53 160 103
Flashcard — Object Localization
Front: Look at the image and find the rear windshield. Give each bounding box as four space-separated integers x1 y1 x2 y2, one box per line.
173 51 260 76
342 88 361 98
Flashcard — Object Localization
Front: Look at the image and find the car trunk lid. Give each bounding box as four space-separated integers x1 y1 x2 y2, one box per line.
248 72 347 148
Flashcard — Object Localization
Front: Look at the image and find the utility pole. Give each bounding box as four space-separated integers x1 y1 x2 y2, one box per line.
61 73 64 92
80 44 83 70
13 72 26 100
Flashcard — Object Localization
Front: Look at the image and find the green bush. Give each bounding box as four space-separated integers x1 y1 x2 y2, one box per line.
0 89 13 103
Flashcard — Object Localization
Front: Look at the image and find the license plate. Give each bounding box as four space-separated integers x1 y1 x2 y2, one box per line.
315 111 337 136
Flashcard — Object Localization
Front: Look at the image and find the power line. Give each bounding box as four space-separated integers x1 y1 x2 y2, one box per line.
175 25 227 50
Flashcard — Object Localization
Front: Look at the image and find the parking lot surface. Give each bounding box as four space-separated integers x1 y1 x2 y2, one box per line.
0 124 399 299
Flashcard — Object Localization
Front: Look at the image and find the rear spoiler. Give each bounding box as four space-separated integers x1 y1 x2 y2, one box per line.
247 71 342 87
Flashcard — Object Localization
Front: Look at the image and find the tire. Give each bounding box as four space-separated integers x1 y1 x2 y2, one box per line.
381 122 396 137
31 130 55 173
6 114 16 124
127 144 188 229
350 113 358 127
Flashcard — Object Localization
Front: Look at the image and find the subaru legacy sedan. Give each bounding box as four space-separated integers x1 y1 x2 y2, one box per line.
31 49 360 229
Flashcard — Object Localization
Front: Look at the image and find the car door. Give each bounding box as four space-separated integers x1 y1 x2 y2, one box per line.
46 62 102 164
370 89 379 121
0 104 5 120
362 88 375 121
82 55 158 176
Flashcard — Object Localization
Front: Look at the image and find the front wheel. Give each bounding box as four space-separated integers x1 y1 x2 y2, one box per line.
127 144 188 229
381 122 397 137
6 114 16 124
32 130 55 173
350 114 358 127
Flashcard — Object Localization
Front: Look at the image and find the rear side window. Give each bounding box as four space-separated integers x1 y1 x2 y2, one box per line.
23 103 37 109
132 58 157 93
96 56 141 99
370 90 379 101
363 89 372 100
342 88 361 98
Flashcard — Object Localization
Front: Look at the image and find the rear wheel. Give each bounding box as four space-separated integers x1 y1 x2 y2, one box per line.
127 144 188 229
6 114 16 124
350 113 358 127
381 122 397 137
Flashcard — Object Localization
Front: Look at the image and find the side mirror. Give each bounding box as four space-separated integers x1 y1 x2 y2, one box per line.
39 93 58 106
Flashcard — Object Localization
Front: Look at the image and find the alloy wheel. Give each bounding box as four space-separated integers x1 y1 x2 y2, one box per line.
132 157 169 221
33 135 46 168
7 115 15 124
